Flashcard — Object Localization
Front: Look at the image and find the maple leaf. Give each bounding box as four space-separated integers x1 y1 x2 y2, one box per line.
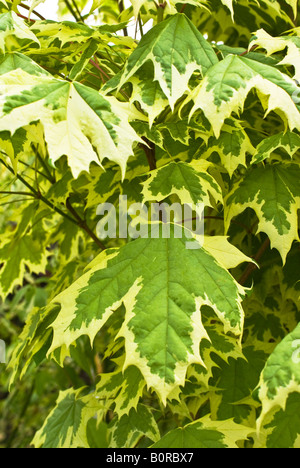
128 0 208 19
0 10 40 53
225 163 300 262
250 29 300 82
95 366 146 419
0 201 51 299
47 225 246 403
251 131 300 164
27 0 47 18
152 414 254 448
256 321 300 433
31 388 102 448
109 404 160 448
203 119 255 177
184 54 300 138
103 13 218 111
141 160 223 209
0 235 49 299
0 64 143 178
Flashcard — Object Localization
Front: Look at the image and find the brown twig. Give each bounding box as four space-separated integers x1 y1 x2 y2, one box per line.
118 0 128 36
19 2 46 20
140 138 157 171
239 45 258 56
238 237 270 286
66 197 106 250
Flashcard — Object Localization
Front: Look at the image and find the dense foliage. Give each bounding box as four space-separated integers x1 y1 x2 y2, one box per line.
0 0 300 448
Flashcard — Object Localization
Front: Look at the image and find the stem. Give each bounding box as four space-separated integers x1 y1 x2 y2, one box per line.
239 45 258 56
156 1 167 23
89 58 111 82
0 198 32 206
118 0 128 36
238 237 270 286
18 160 45 180
137 14 144 38
140 138 157 171
0 191 35 197
71 0 84 21
66 198 106 250
17 13 35 22
0 158 106 249
32 145 56 184
19 2 46 20
0 159 104 249
0 159 40 193
64 0 80 21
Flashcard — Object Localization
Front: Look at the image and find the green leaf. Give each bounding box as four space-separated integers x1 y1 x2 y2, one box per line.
30 18 131 50
152 414 253 448
211 347 267 423
31 388 102 448
68 38 99 81
104 13 218 110
225 163 300 262
0 68 143 178
109 404 160 448
0 0 9 12
256 321 300 431
0 51 50 76
96 365 146 418
47 225 245 403
0 202 51 299
7 303 58 386
141 160 223 209
0 234 49 299
220 0 234 17
258 392 300 448
185 54 300 138
0 11 40 54
126 63 170 127
203 119 255 177
251 131 300 164
286 0 298 17
89 0 101 13
191 0 294 48
250 29 300 82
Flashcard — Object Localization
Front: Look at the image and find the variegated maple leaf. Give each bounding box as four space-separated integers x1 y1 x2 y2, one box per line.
256 321 300 433
141 160 223 209
0 61 143 178
47 225 247 403
103 13 218 112
184 54 300 138
250 29 300 82
0 10 40 53
32 388 102 448
251 131 300 164
225 163 300 262
203 119 255 177
152 414 253 448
